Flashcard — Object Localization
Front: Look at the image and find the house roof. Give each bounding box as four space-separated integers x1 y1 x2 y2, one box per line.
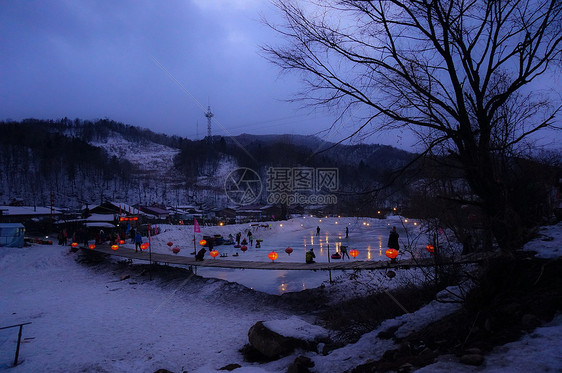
0 223 25 228
85 222 116 228
88 201 143 215
86 214 115 222
141 206 170 215
0 206 63 216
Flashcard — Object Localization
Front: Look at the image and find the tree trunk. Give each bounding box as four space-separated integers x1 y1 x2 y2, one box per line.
460 149 525 253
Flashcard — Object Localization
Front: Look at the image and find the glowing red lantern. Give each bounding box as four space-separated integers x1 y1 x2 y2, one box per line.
140 242 149 250
111 244 119 251
268 251 279 262
210 250 219 258
167 241 174 247
241 245 248 252
119 239 125 245
120 217 127 221
172 246 180 254
88 244 96 250
71 242 78 248
426 244 435 253
199 239 207 246
385 249 399 259
349 249 359 258
132 216 139 221
285 247 293 255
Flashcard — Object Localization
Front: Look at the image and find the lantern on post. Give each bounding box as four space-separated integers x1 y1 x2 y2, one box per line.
140 243 149 251
210 250 219 259
426 244 435 253
111 244 119 251
349 249 359 258
385 248 399 262
285 247 293 255
88 244 96 250
268 251 279 262
199 239 207 246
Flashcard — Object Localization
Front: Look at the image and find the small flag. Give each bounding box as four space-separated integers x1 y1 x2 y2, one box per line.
194 217 201 233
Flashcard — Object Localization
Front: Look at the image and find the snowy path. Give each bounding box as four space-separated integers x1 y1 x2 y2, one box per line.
0 245 291 372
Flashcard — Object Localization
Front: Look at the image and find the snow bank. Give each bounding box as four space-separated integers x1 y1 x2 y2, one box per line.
524 221 562 258
263 316 329 342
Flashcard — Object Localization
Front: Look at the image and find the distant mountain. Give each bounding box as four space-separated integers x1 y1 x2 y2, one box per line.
231 133 331 150
0 118 416 213
222 133 413 166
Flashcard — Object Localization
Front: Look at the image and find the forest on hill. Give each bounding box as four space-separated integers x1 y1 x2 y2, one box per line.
0 118 415 212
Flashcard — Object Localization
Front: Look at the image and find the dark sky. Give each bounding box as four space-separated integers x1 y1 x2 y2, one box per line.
0 1 387 145
0 1 558 151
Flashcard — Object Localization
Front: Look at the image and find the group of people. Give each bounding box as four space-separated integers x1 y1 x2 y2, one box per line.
305 225 399 263
57 226 147 252
232 230 254 246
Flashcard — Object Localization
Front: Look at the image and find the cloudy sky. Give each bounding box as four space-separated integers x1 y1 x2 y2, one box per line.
0 1 377 144
0 1 559 151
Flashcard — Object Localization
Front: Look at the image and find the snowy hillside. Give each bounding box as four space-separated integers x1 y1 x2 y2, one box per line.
91 132 181 180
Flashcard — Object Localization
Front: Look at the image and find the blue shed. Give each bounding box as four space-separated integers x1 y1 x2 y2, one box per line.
0 223 25 248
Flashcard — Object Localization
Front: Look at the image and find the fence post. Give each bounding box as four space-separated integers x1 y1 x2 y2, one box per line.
0 322 31 367
14 324 23 366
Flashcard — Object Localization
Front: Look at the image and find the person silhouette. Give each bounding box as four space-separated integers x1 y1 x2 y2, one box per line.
388 226 399 250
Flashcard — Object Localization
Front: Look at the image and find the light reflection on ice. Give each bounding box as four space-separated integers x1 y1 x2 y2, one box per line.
154 216 422 295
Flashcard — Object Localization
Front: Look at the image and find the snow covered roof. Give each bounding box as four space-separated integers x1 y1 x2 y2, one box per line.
84 222 116 228
109 201 140 214
0 205 63 216
86 214 115 222
88 201 144 215
140 206 170 215
0 223 25 229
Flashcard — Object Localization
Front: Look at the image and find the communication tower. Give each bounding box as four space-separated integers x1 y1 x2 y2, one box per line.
205 106 213 142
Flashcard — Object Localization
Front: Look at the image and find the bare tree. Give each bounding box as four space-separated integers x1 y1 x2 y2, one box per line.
263 0 561 252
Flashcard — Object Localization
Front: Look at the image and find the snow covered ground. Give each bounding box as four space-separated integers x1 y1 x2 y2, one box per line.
0 218 560 372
